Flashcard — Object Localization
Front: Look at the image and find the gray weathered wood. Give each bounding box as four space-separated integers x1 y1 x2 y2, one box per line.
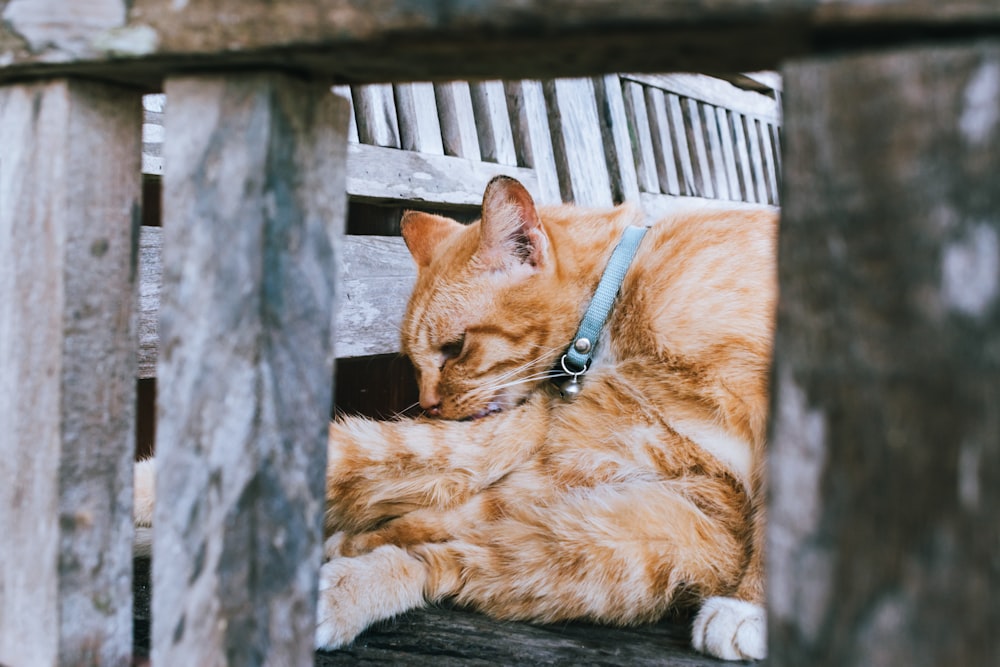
137 229 415 376
771 41 1000 667
353 83 400 148
434 81 482 160
593 74 642 204
331 85 360 143
622 80 662 194
394 82 445 155
152 72 348 667
624 72 781 124
0 78 140 667
666 92 697 196
716 106 743 201
2 1 996 86
730 110 756 203
684 97 715 198
759 119 780 204
346 141 540 207
470 80 518 166
645 86 684 196
504 79 562 204
743 114 769 204
702 101 731 200
544 77 614 207
143 92 165 175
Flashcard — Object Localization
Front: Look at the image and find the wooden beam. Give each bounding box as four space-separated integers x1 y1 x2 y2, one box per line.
0 78 141 666
770 41 1000 666
138 229 416 376
151 72 348 666
4 1 997 87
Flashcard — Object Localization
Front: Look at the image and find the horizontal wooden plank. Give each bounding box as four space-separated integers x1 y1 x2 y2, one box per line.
2 2 996 86
623 73 781 123
138 228 415 376
345 141 539 207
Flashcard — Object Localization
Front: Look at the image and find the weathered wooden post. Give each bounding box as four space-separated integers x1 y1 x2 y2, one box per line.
770 43 1000 666
153 73 348 665
0 80 141 666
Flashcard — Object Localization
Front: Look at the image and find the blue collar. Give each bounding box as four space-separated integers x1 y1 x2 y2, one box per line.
557 225 648 399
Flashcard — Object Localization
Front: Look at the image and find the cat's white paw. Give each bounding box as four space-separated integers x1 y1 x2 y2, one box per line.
315 546 428 651
691 596 766 661
315 558 370 650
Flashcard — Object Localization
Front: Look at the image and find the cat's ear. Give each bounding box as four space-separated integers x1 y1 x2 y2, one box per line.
476 176 549 271
400 211 464 267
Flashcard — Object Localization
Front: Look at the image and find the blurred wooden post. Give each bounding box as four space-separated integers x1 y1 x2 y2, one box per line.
0 79 141 666
152 73 348 666
770 42 1000 666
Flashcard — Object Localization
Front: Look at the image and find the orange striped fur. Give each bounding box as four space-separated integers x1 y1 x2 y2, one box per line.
316 177 776 659
134 176 775 659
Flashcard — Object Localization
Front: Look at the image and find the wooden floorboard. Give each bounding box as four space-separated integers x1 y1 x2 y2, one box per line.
133 559 729 666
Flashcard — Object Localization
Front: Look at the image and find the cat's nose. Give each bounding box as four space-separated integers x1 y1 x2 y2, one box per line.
421 401 441 417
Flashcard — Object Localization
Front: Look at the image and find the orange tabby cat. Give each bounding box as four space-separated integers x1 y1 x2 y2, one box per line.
135 175 775 660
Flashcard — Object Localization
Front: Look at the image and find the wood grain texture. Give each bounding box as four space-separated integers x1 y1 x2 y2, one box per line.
132 558 721 667
0 78 140 667
729 111 757 203
771 41 1000 667
743 115 770 205
469 80 518 166
434 81 481 160
2 1 998 85
138 229 415 376
352 83 400 148
702 102 731 200
346 141 540 207
622 80 662 195
624 72 781 124
684 97 715 198
503 79 562 204
715 107 743 202
544 77 614 207
394 82 445 155
152 73 348 667
666 93 697 197
593 74 642 204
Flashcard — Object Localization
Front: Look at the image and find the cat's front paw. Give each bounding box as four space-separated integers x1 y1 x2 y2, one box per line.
315 558 370 650
691 596 766 661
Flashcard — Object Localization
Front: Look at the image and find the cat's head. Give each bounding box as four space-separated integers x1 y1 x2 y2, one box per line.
399 177 571 420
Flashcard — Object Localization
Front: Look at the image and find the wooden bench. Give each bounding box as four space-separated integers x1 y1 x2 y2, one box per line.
136 74 782 379
1 3 997 666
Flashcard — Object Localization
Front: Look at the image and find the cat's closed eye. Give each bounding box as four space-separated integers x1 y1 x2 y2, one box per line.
440 335 466 366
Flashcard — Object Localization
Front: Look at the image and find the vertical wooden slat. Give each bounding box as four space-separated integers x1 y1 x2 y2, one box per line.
666 92 698 196
702 102 731 200
543 77 614 207
684 97 715 198
504 79 561 204
393 82 445 155
0 79 141 667
643 86 682 196
154 73 348 667
730 110 757 203
744 115 769 204
352 83 399 147
770 122 783 177
771 43 1000 667
434 81 481 160
759 118 780 204
621 80 661 194
469 79 518 166
716 107 743 201
592 74 642 204
331 85 360 143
